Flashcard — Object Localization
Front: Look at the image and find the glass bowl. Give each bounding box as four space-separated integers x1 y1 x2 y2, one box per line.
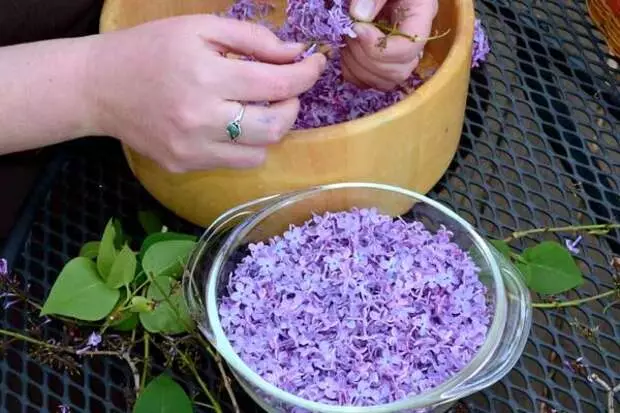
184 182 532 412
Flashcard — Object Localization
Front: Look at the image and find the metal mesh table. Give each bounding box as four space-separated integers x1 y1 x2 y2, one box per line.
1 0 619 411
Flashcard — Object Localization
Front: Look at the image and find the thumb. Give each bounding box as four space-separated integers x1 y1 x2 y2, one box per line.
350 0 388 22
203 16 305 63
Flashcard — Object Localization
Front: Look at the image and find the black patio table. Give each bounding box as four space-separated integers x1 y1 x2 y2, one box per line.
1 0 619 412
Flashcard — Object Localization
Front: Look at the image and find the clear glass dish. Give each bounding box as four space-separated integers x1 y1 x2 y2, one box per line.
184 183 532 412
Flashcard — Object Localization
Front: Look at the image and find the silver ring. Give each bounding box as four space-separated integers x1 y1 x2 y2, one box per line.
226 104 245 142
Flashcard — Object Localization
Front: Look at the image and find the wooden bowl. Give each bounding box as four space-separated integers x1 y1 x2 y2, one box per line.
100 0 475 227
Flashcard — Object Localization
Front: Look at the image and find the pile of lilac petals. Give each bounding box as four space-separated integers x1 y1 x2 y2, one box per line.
219 208 490 407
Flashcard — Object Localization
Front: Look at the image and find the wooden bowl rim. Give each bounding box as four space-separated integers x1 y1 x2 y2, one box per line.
99 0 475 144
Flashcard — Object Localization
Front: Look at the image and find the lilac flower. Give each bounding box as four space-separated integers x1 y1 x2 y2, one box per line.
219 208 490 407
472 19 490 68
564 235 582 254
76 332 102 355
0 258 7 276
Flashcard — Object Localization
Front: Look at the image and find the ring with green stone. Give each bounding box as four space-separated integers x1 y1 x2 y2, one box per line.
226 104 246 142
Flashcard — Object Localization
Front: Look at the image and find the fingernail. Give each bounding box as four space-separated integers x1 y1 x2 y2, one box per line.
352 0 375 21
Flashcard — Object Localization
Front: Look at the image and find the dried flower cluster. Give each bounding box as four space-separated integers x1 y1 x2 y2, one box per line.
219 208 490 406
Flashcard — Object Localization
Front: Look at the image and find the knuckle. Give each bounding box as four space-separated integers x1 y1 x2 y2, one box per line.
229 149 266 169
170 107 201 134
251 23 274 40
167 138 191 163
392 69 412 84
161 159 186 174
270 78 293 99
266 124 286 144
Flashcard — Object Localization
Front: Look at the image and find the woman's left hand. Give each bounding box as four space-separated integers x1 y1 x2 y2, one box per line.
342 0 438 91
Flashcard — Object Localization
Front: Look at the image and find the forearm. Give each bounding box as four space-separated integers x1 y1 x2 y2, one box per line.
0 37 99 154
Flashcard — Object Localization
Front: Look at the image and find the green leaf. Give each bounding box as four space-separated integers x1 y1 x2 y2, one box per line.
97 219 118 280
41 257 120 321
489 239 511 260
138 232 197 262
138 211 163 235
79 241 100 259
113 219 131 249
111 312 139 332
142 240 196 279
139 275 193 334
516 262 532 285
106 245 137 289
130 296 155 313
133 374 193 413
520 241 584 295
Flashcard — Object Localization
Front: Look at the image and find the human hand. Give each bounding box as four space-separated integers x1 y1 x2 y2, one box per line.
342 0 438 91
86 15 326 172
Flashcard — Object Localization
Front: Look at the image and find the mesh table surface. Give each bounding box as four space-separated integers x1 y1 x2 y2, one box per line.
1 0 619 412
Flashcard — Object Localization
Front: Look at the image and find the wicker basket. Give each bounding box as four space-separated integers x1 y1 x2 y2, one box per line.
588 0 620 56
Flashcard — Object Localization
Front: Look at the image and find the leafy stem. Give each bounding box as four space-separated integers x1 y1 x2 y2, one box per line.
171 343 223 413
141 332 150 390
0 328 117 357
504 223 620 243
532 289 617 309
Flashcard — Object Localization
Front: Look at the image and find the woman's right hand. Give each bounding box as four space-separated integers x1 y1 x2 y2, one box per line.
86 15 326 172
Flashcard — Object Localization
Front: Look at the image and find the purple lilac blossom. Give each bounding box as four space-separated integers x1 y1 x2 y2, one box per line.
76 332 103 355
219 208 490 407
471 19 490 68
0 258 7 276
225 0 491 129
564 235 582 255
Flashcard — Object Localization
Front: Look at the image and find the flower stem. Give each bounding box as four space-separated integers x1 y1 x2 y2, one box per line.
532 289 617 309
0 328 118 356
176 348 223 413
122 352 141 394
141 332 150 390
504 223 620 243
191 333 240 413
371 22 451 43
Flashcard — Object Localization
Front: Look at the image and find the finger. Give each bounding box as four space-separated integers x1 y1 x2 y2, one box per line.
341 59 370 89
395 0 438 35
345 37 413 84
180 141 267 171
201 16 306 63
353 23 420 64
341 50 396 91
218 53 327 101
217 99 300 146
350 0 389 21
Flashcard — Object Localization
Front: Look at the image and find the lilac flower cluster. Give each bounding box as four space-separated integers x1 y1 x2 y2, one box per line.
219 208 490 407
471 19 490 68
76 332 103 355
225 0 491 129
